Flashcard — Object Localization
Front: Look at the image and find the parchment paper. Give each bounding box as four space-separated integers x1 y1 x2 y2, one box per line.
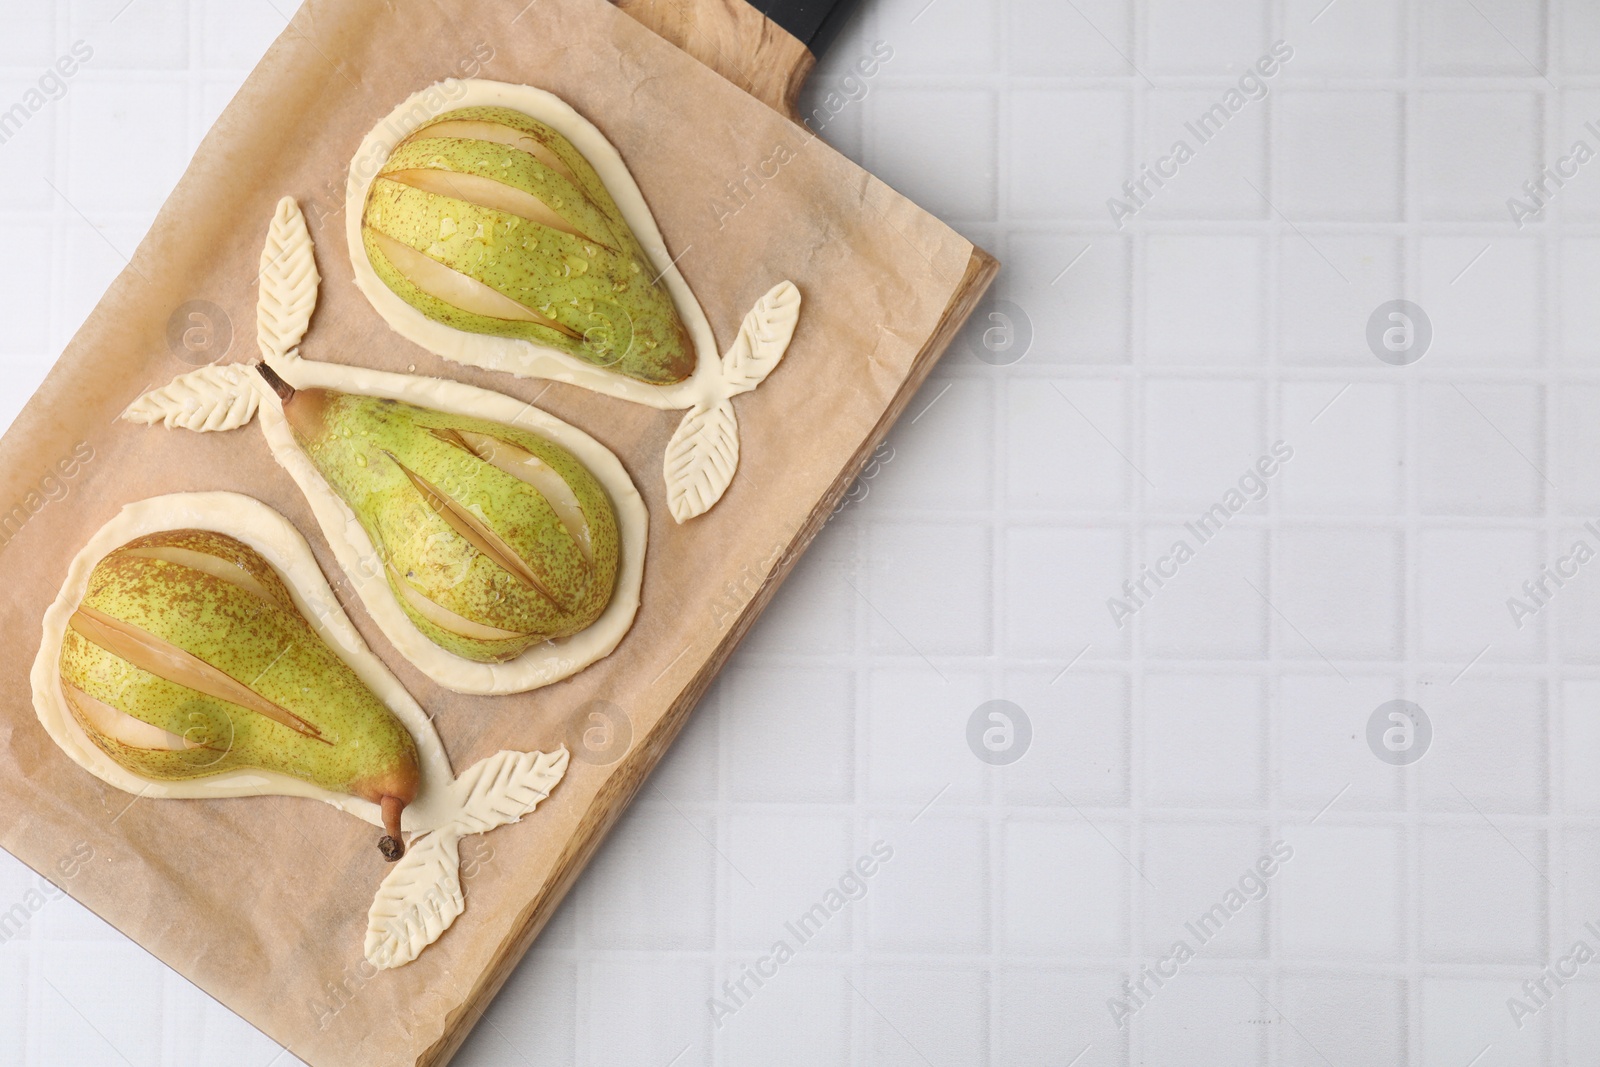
0 1 975 1064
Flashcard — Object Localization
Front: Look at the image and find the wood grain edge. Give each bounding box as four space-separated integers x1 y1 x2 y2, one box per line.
416 243 998 1067
613 0 816 119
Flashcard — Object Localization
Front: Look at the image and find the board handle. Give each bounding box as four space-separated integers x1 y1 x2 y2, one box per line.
613 0 862 120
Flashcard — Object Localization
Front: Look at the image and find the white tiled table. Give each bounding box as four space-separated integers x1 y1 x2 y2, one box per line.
0 1 1592 1064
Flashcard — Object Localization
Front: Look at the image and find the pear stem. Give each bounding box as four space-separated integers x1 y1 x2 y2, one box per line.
256 361 296 404
378 795 406 862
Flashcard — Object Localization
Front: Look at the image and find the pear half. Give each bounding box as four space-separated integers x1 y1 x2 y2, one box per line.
260 365 621 664
58 528 422 860
361 106 695 386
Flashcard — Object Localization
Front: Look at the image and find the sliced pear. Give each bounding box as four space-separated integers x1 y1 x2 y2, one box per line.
385 563 529 641
63 683 202 752
406 120 582 187
388 456 572 614
121 546 289 609
378 169 601 245
444 428 592 564
365 229 581 338
68 606 328 743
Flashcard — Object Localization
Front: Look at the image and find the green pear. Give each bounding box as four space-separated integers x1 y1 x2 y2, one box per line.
58 529 422 860
260 366 621 663
361 105 696 386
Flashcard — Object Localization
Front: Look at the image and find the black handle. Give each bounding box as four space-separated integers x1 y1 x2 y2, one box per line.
752 0 864 58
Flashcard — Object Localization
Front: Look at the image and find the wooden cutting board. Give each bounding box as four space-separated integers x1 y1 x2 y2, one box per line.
0 1 996 1064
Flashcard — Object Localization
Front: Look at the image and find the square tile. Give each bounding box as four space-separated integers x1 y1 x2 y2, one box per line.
1549 91 1600 223
0 8 56 67
1141 823 1273 960
1560 240 1600 362
1279 383 1404 513
1005 524 1129 658
1418 678 1547 815
583 960 712 1064
719 963 850 1065
1558 827 1600 931
1279 234 1403 366
865 668 991 806
1565 981 1600 1064
992 969 1128 1066
1563 681 1600 814
1423 979 1549 1067
0 223 53 356
723 667 854 803
1278 975 1406 1067
1419 238 1542 366
1143 378 1268 511
864 522 991 656
1138 524 1268 660
648 673 719 804
1421 826 1547 964
1144 672 1266 807
739 528 857 656
1415 93 1541 221
1279 673 1409 812
1420 383 1544 517
452 954 576 1067
1137 972 1268 1066
1003 819 1130 955
67 80 189 211
1278 826 1403 958
1283 0 1405 76
1139 90 1268 220
1421 0 1547 75
1006 378 1130 509
1010 90 1129 220
1001 669 1131 808
867 816 987 952
728 814 855 953
873 0 998 74
0 76 58 213
1273 525 1403 660
867 89 996 221
859 968 986 1066
1416 526 1545 662
37 943 166 1067
1144 0 1270 75
72 0 187 68
1143 235 1264 363
1277 91 1404 220
1564 0 1600 73
1008 0 1134 77
198 0 285 70
999 235 1130 364
868 379 990 509
581 808 716 951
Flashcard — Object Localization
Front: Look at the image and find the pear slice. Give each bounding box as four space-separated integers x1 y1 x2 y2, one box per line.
388 456 573 614
121 545 289 609
406 120 582 187
68 606 328 743
365 229 581 338
385 563 529 642
431 427 592 564
63 684 202 752
378 169 601 246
